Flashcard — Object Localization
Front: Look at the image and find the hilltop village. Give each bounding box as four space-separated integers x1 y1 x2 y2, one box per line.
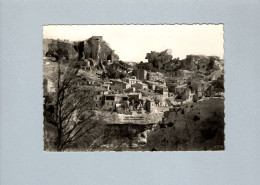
43 36 225 151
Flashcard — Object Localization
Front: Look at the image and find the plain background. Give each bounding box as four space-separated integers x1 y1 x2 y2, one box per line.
0 0 260 185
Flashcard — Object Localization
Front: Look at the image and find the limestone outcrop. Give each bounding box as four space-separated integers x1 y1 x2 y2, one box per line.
44 39 78 60
83 36 119 63
43 36 119 64
143 50 224 73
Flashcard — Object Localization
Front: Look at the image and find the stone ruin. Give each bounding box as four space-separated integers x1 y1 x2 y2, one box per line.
145 49 173 69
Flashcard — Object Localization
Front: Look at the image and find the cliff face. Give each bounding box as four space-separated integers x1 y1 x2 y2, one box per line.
74 36 119 63
85 36 119 62
43 36 119 63
45 40 78 60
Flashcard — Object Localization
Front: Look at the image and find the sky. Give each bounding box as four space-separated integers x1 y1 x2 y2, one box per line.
43 25 224 62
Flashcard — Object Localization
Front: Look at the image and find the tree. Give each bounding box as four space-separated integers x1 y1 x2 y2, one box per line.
44 59 106 151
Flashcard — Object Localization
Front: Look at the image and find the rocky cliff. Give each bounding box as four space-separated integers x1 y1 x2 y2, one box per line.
142 50 224 73
170 54 224 73
43 36 119 63
44 40 78 60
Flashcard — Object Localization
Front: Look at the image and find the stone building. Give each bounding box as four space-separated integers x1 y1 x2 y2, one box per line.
190 81 207 99
132 69 147 80
147 72 164 82
110 80 131 93
131 82 148 90
102 81 112 91
128 93 142 102
155 86 169 97
93 88 109 109
103 94 128 111
146 99 155 113
125 76 137 84
145 81 157 91
103 95 117 111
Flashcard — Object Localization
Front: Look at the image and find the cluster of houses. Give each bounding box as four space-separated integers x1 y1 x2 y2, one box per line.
71 66 223 115
44 59 224 116
44 63 223 113
78 75 157 113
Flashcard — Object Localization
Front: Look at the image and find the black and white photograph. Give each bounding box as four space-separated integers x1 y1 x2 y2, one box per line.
43 25 225 151
2 0 260 184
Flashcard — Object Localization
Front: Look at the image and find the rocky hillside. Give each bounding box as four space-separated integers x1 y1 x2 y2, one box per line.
143 98 225 151
83 98 225 151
